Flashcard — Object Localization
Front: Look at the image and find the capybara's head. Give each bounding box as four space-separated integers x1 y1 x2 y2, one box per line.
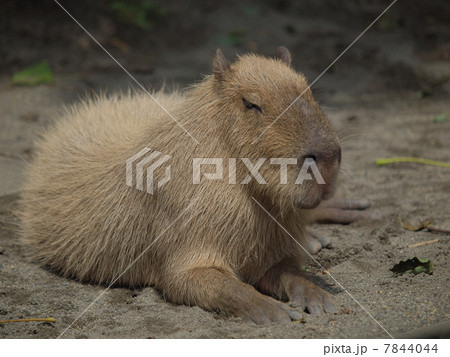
211 47 341 210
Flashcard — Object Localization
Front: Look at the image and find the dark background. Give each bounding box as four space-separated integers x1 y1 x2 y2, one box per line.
2 0 450 97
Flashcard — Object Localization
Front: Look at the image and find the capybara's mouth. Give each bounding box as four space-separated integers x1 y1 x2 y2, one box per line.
320 167 339 200
295 185 331 209
294 165 338 209
295 186 334 209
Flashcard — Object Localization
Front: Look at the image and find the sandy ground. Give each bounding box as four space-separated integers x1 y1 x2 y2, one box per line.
0 0 449 338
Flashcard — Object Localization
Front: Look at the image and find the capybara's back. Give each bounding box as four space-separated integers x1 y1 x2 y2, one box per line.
21 91 185 286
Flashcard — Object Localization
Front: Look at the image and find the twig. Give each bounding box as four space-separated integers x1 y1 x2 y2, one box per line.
408 239 439 248
427 227 450 235
0 152 23 160
0 317 55 324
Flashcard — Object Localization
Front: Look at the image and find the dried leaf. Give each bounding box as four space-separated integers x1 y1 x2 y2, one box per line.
400 218 432 231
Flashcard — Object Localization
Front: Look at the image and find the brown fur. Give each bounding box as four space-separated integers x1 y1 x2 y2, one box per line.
20 48 340 323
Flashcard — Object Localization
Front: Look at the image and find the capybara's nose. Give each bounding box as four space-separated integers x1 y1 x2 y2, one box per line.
302 144 341 165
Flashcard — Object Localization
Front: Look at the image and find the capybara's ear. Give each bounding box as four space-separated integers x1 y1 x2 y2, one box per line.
276 46 291 66
213 49 231 81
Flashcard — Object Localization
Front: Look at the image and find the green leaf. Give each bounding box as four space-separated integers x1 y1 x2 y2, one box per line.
240 5 261 16
12 61 53 86
433 113 446 123
284 23 296 35
376 157 450 168
415 90 433 99
378 16 398 31
109 0 167 29
390 257 433 276
215 30 246 47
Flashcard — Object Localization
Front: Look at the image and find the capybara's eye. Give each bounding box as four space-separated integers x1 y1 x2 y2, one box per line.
242 98 262 113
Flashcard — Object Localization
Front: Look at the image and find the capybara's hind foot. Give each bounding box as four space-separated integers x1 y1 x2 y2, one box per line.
304 197 375 254
312 197 374 224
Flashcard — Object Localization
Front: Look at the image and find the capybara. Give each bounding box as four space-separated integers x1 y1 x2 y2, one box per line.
20 47 370 324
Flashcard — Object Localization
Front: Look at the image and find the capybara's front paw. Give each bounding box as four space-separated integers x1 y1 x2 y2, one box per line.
234 287 303 325
286 276 335 315
303 226 332 254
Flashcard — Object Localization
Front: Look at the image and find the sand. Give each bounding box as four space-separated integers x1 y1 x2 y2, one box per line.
1 0 449 338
